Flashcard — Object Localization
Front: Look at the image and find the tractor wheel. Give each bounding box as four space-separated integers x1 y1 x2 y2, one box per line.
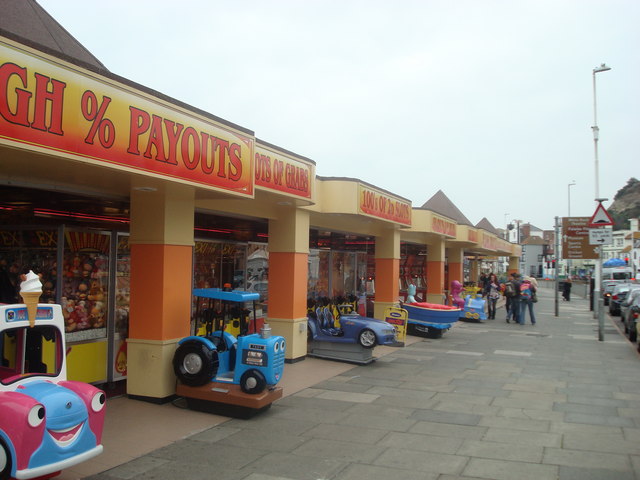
173 341 218 387
240 369 267 394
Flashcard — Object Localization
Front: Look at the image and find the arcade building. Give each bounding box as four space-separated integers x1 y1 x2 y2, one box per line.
0 1 521 402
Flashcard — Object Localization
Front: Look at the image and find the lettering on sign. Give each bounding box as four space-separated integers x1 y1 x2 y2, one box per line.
358 185 411 226
0 43 254 197
432 216 456 237
254 146 312 198
562 217 598 260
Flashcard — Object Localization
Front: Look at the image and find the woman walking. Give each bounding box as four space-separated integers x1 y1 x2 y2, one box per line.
484 273 501 320
519 278 537 325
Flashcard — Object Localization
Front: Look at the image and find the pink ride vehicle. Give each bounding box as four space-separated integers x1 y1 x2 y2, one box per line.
0 298 106 480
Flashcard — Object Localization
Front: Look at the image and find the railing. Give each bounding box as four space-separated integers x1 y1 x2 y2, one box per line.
538 279 589 299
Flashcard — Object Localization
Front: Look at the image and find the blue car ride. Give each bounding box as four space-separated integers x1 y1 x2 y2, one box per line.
307 305 398 348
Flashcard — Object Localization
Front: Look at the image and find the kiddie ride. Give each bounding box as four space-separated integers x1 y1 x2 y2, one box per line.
402 284 461 339
0 288 106 479
453 281 487 322
173 288 285 418
306 297 400 364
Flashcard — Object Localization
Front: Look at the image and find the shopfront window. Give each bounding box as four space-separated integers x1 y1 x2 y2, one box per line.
0 228 58 305
61 230 110 342
246 243 268 301
194 240 247 290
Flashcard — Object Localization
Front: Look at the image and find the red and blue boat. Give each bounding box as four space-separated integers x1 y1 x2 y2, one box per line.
403 301 461 338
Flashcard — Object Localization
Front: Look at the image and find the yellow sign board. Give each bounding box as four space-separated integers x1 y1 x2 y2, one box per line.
383 307 408 345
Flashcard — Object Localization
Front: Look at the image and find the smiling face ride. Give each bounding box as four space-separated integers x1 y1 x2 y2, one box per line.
0 298 106 480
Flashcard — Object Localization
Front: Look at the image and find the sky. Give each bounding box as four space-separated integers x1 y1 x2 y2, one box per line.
38 0 640 232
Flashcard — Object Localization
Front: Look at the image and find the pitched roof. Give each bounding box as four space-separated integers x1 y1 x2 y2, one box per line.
0 0 106 70
475 217 499 235
420 190 472 226
522 236 547 246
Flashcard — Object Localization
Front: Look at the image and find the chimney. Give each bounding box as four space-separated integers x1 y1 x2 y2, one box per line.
631 218 639 232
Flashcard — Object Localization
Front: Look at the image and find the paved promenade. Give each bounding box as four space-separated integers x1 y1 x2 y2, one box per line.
88 287 640 480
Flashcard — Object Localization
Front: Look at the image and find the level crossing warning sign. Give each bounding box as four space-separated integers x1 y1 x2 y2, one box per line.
589 202 614 227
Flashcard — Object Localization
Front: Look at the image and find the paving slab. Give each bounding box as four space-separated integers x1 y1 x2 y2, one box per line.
83 288 640 480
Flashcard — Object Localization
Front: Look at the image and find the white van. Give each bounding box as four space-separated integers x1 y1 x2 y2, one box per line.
602 266 634 281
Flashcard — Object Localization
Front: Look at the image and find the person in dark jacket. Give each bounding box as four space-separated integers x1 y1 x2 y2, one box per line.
510 273 522 324
562 277 572 301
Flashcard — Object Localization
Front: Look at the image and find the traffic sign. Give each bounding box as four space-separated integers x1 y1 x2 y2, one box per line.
588 228 613 245
589 202 614 227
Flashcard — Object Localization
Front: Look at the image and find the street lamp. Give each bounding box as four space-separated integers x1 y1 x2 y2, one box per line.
504 213 510 240
592 63 611 340
567 181 576 217
592 63 611 199
567 181 576 277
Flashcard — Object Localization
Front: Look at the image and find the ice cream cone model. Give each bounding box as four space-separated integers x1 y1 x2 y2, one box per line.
20 270 43 327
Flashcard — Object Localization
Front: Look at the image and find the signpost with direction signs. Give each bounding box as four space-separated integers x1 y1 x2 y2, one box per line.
562 217 599 259
588 228 613 245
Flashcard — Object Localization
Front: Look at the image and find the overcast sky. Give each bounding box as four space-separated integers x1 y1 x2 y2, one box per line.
39 0 639 231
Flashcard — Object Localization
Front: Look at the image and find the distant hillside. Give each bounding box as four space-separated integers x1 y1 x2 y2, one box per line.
609 177 640 230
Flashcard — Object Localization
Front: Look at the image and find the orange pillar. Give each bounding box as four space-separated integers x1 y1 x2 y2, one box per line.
127 182 195 400
426 238 446 304
268 208 309 361
447 246 464 291
373 229 400 320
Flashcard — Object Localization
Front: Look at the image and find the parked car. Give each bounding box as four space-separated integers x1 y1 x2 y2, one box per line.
621 287 640 342
603 280 623 306
609 283 635 316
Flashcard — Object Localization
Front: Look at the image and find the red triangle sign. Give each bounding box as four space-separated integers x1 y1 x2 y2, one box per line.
589 202 614 227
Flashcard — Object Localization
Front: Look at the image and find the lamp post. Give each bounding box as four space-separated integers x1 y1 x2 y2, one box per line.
592 63 611 340
567 181 576 277
567 181 576 217
504 213 510 240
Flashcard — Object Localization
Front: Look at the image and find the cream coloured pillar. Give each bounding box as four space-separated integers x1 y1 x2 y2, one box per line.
268 207 309 361
127 182 195 401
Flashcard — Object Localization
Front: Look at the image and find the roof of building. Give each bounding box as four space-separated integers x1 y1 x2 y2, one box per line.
0 0 106 70
420 190 472 226
475 217 499 235
521 236 547 246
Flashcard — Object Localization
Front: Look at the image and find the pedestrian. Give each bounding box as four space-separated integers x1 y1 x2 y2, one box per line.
519 278 537 325
484 273 501 319
562 277 572 301
503 273 518 323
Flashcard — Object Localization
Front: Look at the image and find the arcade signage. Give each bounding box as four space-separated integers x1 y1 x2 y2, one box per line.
431 215 456 238
358 185 411 226
481 233 497 251
254 144 313 199
0 41 254 197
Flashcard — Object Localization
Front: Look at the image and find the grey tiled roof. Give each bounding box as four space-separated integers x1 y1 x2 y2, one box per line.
475 217 499 235
0 0 106 70
420 190 473 226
